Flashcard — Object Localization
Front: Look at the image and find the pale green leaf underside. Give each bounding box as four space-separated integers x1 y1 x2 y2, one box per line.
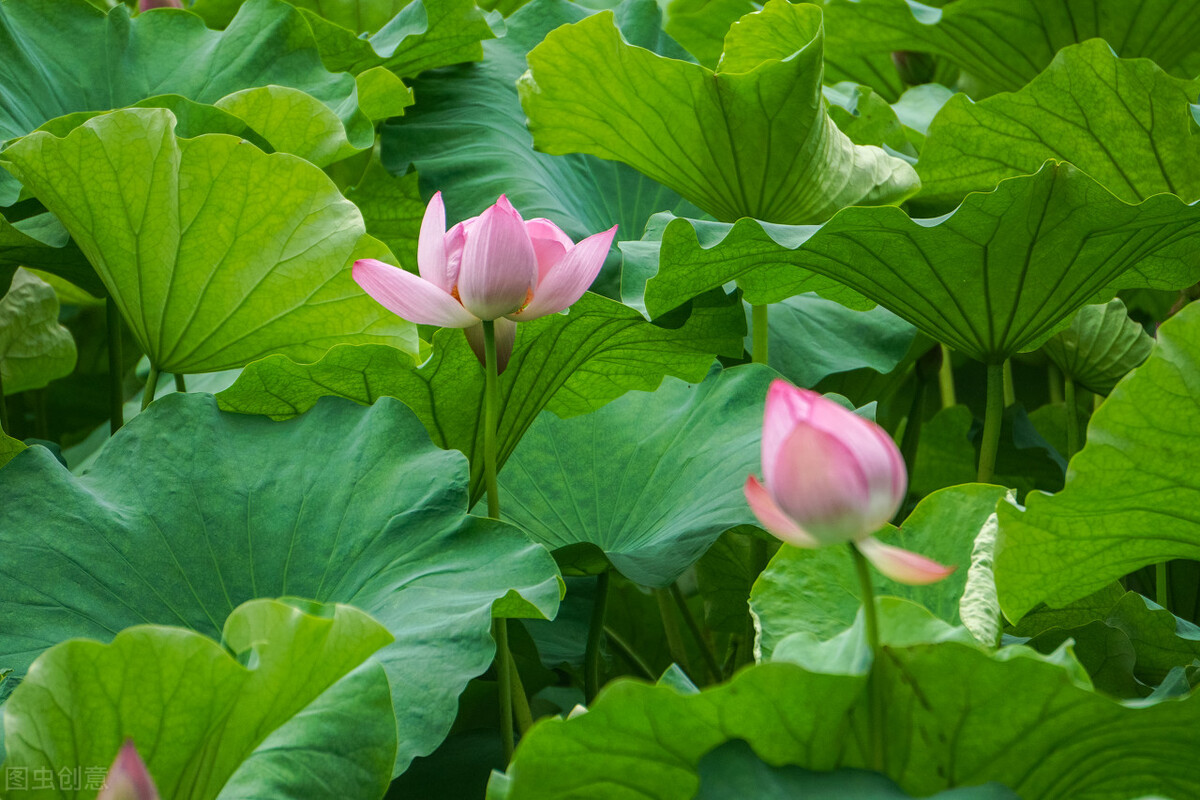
1042 299 1154 394
0 268 75 395
917 40 1200 207
751 484 1007 657
499 365 776 587
996 301 1200 621
3 599 395 800
821 0 1200 100
1 108 416 374
217 290 744 505
633 163 1200 362
518 1 918 225
492 603 1200 800
0 394 561 775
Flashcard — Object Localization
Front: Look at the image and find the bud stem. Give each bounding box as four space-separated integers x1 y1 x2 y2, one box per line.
938 344 956 409
107 297 124 434
850 542 884 772
482 319 515 762
142 364 160 412
584 569 610 702
1064 375 1080 459
751 304 769 364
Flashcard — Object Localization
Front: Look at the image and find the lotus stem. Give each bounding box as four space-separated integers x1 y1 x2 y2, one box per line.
604 625 655 681
174 373 187 393
977 363 1004 483
655 587 692 677
938 344 956 408
669 582 722 682
585 569 610 702
1157 562 1171 612
751 303 769 364
32 389 48 439
482 319 516 761
1002 359 1015 407
509 648 533 734
850 542 884 772
1047 363 1064 404
1064 375 1080 459
141 364 160 412
107 297 124 434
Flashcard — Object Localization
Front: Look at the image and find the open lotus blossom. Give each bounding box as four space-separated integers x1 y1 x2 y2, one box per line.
97 740 161 800
745 380 954 586
353 193 616 370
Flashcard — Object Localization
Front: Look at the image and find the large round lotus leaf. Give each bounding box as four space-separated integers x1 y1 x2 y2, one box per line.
996 301 1200 622
0 268 75 395
0 393 561 775
0 108 416 374
1041 299 1154 395
497 365 775 587
629 163 1200 362
2 599 397 799
517 0 917 225
217 290 745 505
916 40 1200 207
818 0 1200 100
488 602 1200 800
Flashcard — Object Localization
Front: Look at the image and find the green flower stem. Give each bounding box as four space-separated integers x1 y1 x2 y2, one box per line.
106 297 124 434
509 650 534 735
977 362 1005 483
1048 363 1064 404
493 617 515 762
850 542 884 772
751 303 769 364
938 343 956 409
604 625 656 681
1064 375 1080 459
585 569 611 702
175 373 187 393
0 367 8 434
141 364 160 413
482 319 516 761
655 587 692 677
1156 562 1171 612
669 582 722 682
899 367 927 481
1002 359 1015 407
32 388 48 439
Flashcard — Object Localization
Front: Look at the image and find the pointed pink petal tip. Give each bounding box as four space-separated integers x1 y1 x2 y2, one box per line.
856 537 956 586
97 740 161 800
510 225 617 320
352 258 479 328
744 475 820 548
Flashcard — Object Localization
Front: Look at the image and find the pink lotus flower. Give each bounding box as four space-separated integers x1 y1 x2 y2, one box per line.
745 380 954 586
97 740 161 800
353 193 616 369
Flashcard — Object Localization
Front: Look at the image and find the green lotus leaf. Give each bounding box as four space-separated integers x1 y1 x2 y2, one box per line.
497 364 775 587
1042 299 1155 395
662 0 754 68
217 290 745 505
819 0 1200 100
629 163 1200 363
0 212 91 298
763 294 917 388
0 268 76 396
344 156 426 276
695 740 1019 800
0 0 390 174
0 393 561 774
0 108 417 375
384 0 697 285
517 0 918 225
751 484 1008 656
995 301 1200 621
490 600 1200 800
0 431 21 468
917 40 1200 208
2 599 396 799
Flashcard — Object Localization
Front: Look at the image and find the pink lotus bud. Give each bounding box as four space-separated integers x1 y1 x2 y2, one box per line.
97 740 161 800
353 193 615 368
138 0 183 9
744 380 953 585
